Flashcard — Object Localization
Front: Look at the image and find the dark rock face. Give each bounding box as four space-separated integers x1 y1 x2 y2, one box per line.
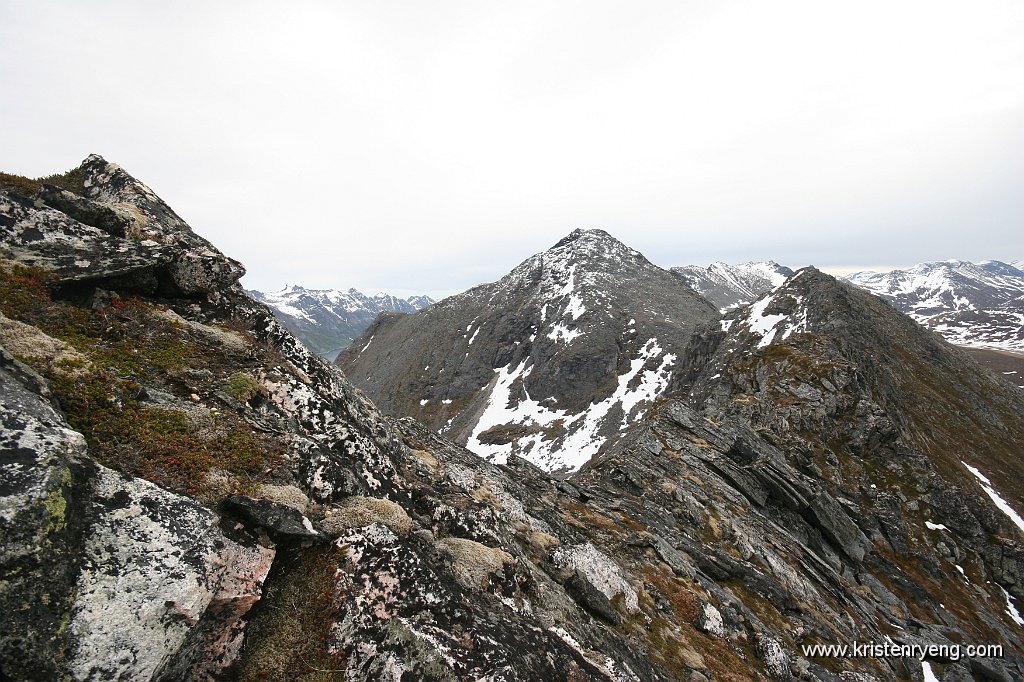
3 158 1024 681
338 228 719 474
222 495 319 542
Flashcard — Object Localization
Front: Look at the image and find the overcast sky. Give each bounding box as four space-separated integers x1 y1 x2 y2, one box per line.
3 1 1023 299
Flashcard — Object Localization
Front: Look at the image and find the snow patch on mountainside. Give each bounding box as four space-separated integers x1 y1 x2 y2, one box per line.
963 462 1024 534
467 338 676 471
847 260 1024 351
734 289 808 349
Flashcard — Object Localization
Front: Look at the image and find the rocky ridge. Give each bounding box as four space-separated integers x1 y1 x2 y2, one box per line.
1 159 1023 681
671 261 794 312
338 229 719 474
846 260 1024 352
249 285 434 360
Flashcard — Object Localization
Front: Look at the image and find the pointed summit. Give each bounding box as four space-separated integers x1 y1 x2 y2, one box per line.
546 228 650 267
338 230 717 473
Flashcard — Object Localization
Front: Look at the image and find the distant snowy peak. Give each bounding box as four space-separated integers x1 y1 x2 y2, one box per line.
250 285 434 359
258 285 433 320
671 260 794 312
846 260 1024 352
406 295 435 310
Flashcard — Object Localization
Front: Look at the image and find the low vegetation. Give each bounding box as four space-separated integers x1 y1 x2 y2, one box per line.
0 264 283 496
234 546 346 681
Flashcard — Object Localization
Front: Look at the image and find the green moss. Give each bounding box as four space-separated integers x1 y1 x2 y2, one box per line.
0 265 53 320
50 370 282 494
224 372 261 403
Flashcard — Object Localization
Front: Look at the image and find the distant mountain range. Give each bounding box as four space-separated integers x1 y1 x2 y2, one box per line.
248 285 434 359
254 259 1024 364
670 261 793 311
846 260 1024 352
672 258 1024 354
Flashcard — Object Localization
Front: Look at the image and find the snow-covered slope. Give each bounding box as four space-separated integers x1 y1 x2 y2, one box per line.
250 285 434 359
671 261 794 312
338 229 718 473
846 260 1024 352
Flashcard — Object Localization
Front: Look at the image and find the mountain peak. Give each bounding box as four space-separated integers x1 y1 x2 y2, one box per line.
538 229 649 276
551 227 614 248
339 231 717 472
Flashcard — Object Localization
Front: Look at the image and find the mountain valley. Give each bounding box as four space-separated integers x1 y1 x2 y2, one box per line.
249 285 434 360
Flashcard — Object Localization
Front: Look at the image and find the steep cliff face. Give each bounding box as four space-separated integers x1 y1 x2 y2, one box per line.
338 229 719 473
2 159 1023 682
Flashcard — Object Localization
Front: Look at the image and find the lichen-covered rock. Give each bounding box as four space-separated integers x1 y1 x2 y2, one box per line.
553 542 639 614
0 345 274 681
0 349 90 679
328 523 637 681
0 155 244 297
0 189 179 290
222 495 319 542
69 472 274 682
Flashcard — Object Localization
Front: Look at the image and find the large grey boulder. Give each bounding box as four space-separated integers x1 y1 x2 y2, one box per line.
0 349 274 681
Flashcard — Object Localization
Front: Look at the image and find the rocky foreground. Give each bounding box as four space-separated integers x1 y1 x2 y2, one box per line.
1 158 1023 680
